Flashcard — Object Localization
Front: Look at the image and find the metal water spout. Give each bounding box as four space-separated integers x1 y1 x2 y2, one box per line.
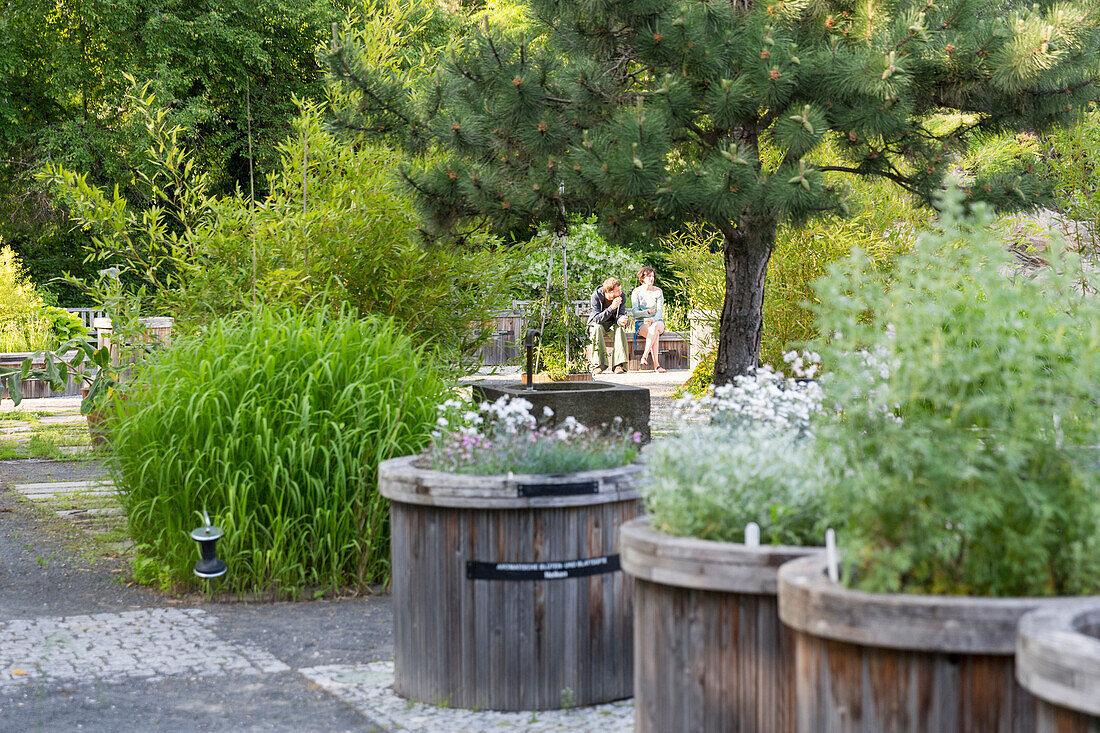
524 329 541 391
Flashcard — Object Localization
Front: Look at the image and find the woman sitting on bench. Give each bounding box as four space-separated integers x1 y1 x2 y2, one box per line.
630 266 666 373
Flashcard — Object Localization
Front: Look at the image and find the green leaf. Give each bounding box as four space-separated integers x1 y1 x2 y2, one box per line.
81 379 105 415
43 354 62 387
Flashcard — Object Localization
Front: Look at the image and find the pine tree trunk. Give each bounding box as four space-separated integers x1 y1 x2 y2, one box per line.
713 212 777 385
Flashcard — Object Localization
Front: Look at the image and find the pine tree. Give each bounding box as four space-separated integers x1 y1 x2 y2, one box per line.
329 0 1100 383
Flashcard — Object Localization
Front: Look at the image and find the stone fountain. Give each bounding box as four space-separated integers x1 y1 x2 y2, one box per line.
471 329 652 441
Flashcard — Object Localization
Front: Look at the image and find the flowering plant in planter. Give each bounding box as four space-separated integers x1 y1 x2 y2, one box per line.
644 352 832 545
421 395 642 474
813 184 1100 596
624 350 831 732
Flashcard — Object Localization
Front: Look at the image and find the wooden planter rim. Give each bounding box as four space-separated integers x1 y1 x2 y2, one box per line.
621 517 821 595
778 554 1089 655
378 454 643 509
1016 600 1100 716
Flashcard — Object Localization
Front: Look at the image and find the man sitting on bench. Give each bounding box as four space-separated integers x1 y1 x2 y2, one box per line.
588 277 630 374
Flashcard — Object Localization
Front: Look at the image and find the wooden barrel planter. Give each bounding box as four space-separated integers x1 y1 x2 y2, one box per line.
620 517 820 732
778 555 1084 732
1017 601 1100 732
377 454 642 711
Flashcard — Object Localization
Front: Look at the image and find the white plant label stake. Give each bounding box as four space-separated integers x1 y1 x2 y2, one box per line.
744 522 760 547
825 528 839 583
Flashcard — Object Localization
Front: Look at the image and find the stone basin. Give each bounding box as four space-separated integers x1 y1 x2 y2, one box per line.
472 380 651 442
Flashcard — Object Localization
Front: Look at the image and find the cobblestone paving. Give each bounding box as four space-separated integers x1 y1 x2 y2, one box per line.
0 608 288 691
301 661 634 732
1 607 635 732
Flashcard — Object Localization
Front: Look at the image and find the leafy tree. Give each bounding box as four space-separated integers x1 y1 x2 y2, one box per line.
329 0 1100 382
1 0 342 301
168 105 525 366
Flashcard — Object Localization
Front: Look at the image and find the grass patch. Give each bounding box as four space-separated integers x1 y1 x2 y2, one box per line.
0 410 48 422
31 423 91 446
5 490 133 567
27 435 63 459
0 444 26 459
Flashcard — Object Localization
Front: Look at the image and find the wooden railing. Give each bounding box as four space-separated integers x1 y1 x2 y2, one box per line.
64 308 109 335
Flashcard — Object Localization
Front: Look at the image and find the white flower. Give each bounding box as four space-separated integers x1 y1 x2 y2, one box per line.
543 406 554 418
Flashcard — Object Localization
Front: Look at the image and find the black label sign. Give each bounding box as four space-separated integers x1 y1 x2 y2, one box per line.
466 554 621 581
516 480 599 498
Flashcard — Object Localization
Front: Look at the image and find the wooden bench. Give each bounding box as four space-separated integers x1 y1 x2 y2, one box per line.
478 300 690 370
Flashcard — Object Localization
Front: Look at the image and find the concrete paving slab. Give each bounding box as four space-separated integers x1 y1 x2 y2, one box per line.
0 608 288 692
0 396 82 414
13 480 117 501
55 507 123 518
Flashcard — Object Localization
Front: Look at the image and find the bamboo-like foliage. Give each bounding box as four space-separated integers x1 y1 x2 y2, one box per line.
108 309 448 595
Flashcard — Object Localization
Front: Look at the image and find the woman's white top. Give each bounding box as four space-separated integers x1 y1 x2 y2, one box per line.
629 286 665 324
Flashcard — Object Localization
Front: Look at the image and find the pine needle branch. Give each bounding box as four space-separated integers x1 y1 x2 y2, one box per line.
817 164 923 196
333 51 415 130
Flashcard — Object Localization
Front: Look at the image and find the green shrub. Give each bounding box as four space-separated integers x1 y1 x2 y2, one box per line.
645 356 829 545
39 306 88 344
170 107 523 367
813 185 1100 597
108 309 448 595
0 245 50 352
515 216 646 299
1038 104 1100 254
643 425 829 546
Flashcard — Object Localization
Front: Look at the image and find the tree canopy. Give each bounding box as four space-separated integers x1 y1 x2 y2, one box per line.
330 0 1100 382
0 0 342 302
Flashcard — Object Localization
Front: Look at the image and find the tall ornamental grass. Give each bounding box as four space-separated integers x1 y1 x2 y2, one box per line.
109 309 448 595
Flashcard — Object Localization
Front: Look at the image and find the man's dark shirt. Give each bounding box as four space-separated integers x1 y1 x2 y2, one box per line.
588 286 626 326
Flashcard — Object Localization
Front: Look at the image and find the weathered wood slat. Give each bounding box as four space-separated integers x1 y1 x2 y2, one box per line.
777 555 1096 733
621 517 820 733
383 456 640 711
1035 702 1100 733
778 555 1071 655
379 455 642 508
1017 601 1100 731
